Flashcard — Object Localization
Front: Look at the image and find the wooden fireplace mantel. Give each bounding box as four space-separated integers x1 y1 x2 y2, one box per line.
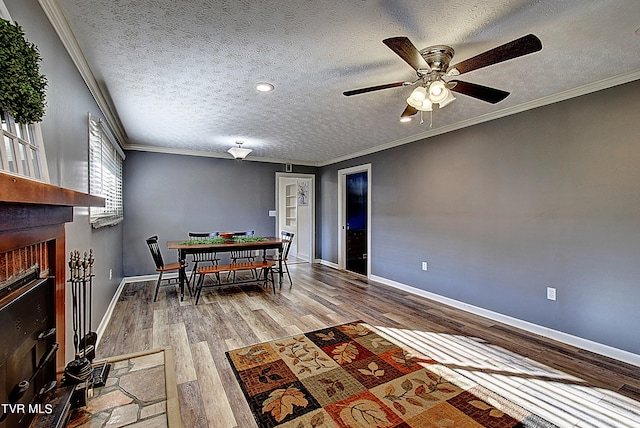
0 171 104 207
1 171 105 374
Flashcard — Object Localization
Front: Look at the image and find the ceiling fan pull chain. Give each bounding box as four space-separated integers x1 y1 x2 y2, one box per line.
419 110 424 125
430 110 433 128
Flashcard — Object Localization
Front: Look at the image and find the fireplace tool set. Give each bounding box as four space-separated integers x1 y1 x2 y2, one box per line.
63 249 110 402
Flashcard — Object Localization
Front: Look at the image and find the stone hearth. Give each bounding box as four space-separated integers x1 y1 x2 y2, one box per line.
67 349 180 427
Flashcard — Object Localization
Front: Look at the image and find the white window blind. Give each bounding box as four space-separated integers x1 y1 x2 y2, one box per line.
89 114 125 228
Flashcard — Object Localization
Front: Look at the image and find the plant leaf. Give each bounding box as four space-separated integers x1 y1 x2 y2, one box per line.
370 337 393 348
310 412 325 427
332 342 359 364
393 401 406 415
316 331 336 341
469 400 492 411
339 399 391 427
489 408 505 418
406 397 424 407
262 387 309 423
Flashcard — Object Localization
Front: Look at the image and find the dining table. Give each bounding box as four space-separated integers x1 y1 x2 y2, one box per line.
167 236 283 300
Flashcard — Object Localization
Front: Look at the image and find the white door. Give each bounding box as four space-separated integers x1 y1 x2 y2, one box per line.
276 173 315 262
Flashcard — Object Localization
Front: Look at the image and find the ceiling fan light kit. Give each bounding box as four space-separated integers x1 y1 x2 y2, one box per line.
406 79 456 112
428 81 447 101
344 34 542 121
438 89 456 108
407 87 432 111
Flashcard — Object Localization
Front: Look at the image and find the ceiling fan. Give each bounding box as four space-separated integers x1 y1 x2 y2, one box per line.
343 34 542 118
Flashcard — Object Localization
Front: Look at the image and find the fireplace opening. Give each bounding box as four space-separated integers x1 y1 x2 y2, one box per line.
0 270 57 428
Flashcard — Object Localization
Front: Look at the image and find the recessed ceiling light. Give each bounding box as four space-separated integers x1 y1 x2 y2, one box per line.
256 82 274 92
400 117 412 123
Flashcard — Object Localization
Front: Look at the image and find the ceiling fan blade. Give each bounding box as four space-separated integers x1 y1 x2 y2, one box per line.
401 104 418 117
449 34 542 75
449 80 510 104
383 37 428 71
343 81 405 96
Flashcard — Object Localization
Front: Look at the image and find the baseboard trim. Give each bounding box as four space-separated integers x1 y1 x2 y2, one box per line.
370 274 640 367
318 259 339 269
95 277 127 348
99 267 639 367
95 273 180 347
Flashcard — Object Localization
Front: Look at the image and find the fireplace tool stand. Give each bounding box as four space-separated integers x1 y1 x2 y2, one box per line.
62 249 110 407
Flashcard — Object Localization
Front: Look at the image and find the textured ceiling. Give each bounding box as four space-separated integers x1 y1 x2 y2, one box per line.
51 0 640 165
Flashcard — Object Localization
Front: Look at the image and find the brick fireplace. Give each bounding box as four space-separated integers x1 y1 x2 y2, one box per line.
0 171 103 427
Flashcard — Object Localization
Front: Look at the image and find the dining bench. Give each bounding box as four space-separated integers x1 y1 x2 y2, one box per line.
193 260 276 304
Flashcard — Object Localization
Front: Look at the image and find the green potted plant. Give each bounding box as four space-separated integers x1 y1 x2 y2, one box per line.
0 19 47 124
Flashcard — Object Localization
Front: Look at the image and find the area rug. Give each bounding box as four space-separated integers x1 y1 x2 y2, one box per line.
226 321 556 427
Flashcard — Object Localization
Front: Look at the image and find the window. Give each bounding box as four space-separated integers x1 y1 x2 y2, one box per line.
1 111 50 181
1 6 49 181
89 114 125 228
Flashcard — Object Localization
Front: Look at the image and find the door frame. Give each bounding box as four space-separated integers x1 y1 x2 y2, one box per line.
275 172 315 263
338 164 371 277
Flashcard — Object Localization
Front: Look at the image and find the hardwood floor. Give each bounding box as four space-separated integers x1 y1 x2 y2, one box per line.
97 263 640 427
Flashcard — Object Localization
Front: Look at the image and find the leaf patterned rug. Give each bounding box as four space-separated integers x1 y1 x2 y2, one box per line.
226 320 557 427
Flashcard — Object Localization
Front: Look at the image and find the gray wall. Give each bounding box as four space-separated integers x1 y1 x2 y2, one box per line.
122 151 317 276
318 79 640 355
10 0 639 358
6 0 124 361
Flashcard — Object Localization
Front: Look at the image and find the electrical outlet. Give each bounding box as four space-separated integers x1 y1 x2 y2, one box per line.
547 287 556 301
421 261 428 271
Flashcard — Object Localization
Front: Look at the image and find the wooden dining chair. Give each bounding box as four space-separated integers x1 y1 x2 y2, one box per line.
229 230 256 282
188 232 220 285
146 235 186 301
271 231 294 287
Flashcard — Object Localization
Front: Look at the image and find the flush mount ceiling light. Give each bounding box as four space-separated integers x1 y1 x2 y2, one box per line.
227 141 252 160
256 82 274 92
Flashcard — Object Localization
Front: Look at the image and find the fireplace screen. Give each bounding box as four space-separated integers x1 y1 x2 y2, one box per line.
0 243 49 299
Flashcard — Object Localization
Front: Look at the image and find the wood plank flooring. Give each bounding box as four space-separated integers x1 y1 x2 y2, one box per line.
97 263 640 427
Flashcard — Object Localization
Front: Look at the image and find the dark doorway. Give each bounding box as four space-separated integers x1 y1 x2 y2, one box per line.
346 171 368 275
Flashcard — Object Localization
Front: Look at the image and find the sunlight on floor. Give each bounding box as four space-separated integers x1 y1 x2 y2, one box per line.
374 325 640 427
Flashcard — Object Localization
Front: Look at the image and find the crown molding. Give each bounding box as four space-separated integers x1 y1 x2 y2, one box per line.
0 0 11 21
37 0 640 168
125 143 319 166
317 70 640 167
38 0 127 148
